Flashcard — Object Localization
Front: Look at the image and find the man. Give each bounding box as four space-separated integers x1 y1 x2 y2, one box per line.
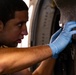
0 0 76 75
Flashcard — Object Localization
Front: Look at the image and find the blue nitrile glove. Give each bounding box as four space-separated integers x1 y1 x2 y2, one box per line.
50 28 62 43
50 28 62 58
49 21 76 55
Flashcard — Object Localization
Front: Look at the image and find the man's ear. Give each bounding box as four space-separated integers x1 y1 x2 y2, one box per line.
0 21 3 31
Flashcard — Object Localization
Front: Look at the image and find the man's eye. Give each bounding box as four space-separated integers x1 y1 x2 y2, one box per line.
18 23 22 27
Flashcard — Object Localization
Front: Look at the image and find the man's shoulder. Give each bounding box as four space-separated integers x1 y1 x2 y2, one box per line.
11 69 32 75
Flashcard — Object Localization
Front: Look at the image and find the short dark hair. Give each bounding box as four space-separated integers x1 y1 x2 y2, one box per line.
0 0 28 24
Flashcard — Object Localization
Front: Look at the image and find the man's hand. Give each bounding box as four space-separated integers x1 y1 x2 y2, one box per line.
50 28 62 43
50 28 62 58
49 21 76 55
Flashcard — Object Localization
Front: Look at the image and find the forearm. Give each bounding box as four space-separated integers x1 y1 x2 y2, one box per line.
32 58 56 75
0 45 52 74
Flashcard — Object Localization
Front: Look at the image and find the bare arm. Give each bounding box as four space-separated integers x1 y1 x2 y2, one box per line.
0 45 52 74
32 58 56 75
11 58 56 75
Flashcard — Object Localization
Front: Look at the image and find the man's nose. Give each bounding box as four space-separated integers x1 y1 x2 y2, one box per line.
21 25 28 35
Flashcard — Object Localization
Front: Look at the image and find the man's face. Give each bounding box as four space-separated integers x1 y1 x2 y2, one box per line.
0 10 28 47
